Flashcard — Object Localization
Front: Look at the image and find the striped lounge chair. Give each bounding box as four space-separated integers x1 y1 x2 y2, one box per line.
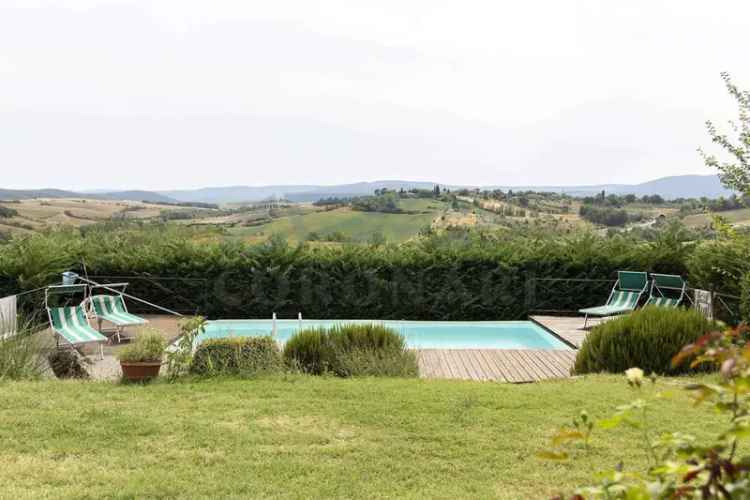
646 273 686 308
579 271 649 328
89 294 147 343
48 305 107 359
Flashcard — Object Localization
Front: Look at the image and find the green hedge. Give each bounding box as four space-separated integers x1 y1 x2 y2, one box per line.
0 227 694 320
574 307 717 375
190 337 282 376
741 272 750 322
283 323 418 377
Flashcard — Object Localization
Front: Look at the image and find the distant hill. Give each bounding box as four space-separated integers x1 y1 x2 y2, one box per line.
2 175 735 205
96 191 177 203
493 175 734 199
161 181 438 204
0 188 83 201
159 175 734 204
0 188 177 204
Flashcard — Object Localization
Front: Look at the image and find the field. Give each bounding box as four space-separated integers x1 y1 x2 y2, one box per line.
0 198 199 234
2 194 741 245
0 374 724 499
231 205 441 243
682 207 750 228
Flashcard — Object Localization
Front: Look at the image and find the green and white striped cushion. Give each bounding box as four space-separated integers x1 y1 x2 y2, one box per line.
607 290 640 309
49 306 106 344
579 290 640 317
91 295 147 326
647 296 680 308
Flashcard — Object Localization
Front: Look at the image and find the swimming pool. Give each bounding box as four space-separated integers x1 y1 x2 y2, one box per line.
197 320 571 350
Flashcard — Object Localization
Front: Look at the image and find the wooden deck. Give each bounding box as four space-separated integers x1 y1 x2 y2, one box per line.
529 315 604 348
416 349 576 383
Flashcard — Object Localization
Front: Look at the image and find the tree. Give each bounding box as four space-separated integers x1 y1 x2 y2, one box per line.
703 72 750 195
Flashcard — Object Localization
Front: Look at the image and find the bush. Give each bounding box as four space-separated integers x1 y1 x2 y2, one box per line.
741 271 750 321
0 206 18 219
0 330 48 380
284 323 418 377
574 306 716 375
117 330 166 363
282 328 328 375
190 336 282 376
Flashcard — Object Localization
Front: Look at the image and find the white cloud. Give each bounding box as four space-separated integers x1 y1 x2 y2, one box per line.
1 0 749 189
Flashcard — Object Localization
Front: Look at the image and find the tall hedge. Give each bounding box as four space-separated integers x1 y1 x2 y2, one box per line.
0 226 693 320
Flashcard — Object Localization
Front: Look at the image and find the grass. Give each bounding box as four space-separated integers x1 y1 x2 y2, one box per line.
683 207 750 228
0 374 729 499
232 207 437 243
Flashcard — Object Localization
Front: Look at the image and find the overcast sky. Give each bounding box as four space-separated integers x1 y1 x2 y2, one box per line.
2 1 749 190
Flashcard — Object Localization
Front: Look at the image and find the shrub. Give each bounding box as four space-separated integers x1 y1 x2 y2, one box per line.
117 330 166 363
0 206 18 218
190 336 282 376
282 327 329 375
741 271 750 321
283 323 418 377
0 330 49 380
574 306 716 375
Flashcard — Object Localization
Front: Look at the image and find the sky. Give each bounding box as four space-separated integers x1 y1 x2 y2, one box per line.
2 1 749 191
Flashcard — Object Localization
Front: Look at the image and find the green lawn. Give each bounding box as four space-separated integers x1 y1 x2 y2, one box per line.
0 374 727 499
232 207 437 243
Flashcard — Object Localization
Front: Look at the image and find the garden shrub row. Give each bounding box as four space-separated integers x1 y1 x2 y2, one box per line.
574 306 718 375
283 323 418 377
190 337 282 376
0 226 702 320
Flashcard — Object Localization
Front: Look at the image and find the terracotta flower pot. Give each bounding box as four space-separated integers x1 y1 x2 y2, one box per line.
120 361 162 381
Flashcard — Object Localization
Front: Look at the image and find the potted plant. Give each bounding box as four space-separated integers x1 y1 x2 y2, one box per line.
117 330 167 381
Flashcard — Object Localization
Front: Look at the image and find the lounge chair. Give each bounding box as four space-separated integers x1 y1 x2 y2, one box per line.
48 304 107 359
89 291 147 343
646 273 686 308
46 284 107 359
579 271 649 328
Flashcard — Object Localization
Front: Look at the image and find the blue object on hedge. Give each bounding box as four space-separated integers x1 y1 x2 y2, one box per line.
579 271 649 328
646 273 686 308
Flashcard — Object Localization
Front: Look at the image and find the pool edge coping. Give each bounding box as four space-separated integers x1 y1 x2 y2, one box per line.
527 316 579 350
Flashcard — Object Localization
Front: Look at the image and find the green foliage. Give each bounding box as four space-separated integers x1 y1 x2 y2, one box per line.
545 326 750 498
0 206 18 218
190 336 282 376
741 272 750 321
283 327 328 374
0 224 700 319
702 72 750 196
283 323 418 377
578 205 642 227
165 316 205 381
687 233 750 298
0 230 80 291
351 192 402 213
0 328 48 381
117 330 166 363
574 307 715 375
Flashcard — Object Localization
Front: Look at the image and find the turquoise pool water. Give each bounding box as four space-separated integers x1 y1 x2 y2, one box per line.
198 320 570 350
